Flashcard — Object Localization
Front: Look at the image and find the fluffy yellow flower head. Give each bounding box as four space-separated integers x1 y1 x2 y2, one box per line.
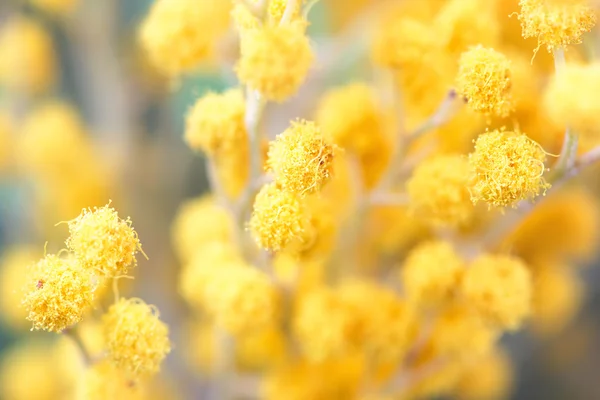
462 254 532 330
315 83 384 155
407 155 474 228
139 0 231 76
544 62 600 137
518 0 596 53
23 254 94 332
171 196 234 263
469 130 550 208
267 120 336 196
29 0 79 16
103 298 171 377
402 241 465 309
236 22 313 101
0 16 57 93
532 262 583 336
457 46 513 117
185 89 247 156
67 203 143 278
249 183 310 252
18 101 88 178
203 265 281 335
293 288 362 361
454 348 514 400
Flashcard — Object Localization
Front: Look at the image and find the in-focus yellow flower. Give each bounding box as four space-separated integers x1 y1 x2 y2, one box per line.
457 46 514 118
469 130 550 208
103 298 171 377
249 183 310 252
407 155 474 228
518 0 596 53
139 0 231 76
236 22 313 101
67 203 143 278
462 254 532 330
23 254 95 332
267 120 336 196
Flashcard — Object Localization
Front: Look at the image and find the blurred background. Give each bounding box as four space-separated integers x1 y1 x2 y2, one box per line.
1 0 600 399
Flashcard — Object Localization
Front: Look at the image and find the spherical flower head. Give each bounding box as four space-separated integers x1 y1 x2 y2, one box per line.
66 203 143 278
249 183 310 252
532 262 583 336
518 0 596 53
461 254 532 330
372 16 439 70
429 303 499 358
468 130 550 208
407 154 474 228
185 89 247 155
454 348 513 400
171 196 234 263
315 83 385 155
29 0 79 16
544 62 600 138
203 265 281 335
293 288 362 361
267 120 336 196
23 254 94 332
338 281 416 364
236 22 313 101
0 16 56 94
456 46 513 117
19 101 87 178
401 241 465 309
103 298 171 377
139 0 231 76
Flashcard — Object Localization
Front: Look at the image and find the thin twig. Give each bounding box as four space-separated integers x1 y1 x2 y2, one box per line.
280 0 299 25
64 326 92 365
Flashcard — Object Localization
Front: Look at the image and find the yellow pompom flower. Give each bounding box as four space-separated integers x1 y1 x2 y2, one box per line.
457 46 513 117
518 0 596 53
185 89 247 156
469 130 550 208
67 203 143 278
293 288 362 362
454 348 514 400
249 183 310 252
23 254 95 332
29 0 79 16
18 101 88 178
267 120 336 196
428 303 499 358
544 62 600 138
78 360 146 400
402 241 465 309
462 254 532 330
171 196 234 263
139 0 231 76
507 187 599 263
103 298 171 377
532 262 583 336
236 22 313 101
0 16 57 94
203 265 281 335
407 155 474 228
